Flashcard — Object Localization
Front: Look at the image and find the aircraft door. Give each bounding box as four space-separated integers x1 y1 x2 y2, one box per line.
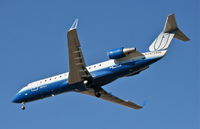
31 82 39 92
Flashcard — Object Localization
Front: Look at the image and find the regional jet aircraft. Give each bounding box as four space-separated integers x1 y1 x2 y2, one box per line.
12 14 189 110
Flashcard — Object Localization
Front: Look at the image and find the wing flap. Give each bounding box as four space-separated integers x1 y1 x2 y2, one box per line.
78 88 143 110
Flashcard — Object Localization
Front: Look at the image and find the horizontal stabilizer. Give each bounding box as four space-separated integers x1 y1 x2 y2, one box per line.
164 14 190 41
174 29 190 41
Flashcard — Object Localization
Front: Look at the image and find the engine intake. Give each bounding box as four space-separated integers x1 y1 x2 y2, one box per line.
108 47 136 59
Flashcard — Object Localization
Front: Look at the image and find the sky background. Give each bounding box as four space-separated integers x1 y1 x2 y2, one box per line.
0 0 199 129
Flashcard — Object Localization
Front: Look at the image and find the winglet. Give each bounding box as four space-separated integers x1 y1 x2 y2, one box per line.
69 19 78 31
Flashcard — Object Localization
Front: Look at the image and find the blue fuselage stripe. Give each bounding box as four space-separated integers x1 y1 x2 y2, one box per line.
12 57 160 103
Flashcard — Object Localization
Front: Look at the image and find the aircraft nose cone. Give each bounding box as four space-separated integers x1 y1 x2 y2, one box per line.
12 94 22 103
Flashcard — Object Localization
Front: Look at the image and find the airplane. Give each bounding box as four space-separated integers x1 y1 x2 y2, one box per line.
12 14 189 110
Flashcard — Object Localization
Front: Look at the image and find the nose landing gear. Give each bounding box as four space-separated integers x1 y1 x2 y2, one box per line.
21 102 25 110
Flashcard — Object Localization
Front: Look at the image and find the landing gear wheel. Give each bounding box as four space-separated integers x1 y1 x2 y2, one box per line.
21 105 25 110
95 92 101 98
21 103 25 110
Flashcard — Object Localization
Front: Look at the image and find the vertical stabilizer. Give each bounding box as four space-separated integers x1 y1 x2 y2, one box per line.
149 14 190 52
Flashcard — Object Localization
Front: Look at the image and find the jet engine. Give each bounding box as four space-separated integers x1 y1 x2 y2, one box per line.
108 47 136 59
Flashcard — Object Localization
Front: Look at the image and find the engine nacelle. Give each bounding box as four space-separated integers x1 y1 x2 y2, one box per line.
108 47 136 59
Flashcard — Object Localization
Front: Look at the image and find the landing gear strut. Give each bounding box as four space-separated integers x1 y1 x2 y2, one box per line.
93 86 101 98
21 102 25 110
83 79 101 98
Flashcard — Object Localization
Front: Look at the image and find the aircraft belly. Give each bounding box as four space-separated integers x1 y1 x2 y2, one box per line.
90 63 140 87
90 59 154 87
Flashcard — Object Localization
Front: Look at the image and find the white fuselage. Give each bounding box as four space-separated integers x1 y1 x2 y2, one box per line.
12 50 166 103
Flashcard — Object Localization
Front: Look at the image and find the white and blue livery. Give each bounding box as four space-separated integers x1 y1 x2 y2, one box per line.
12 14 189 110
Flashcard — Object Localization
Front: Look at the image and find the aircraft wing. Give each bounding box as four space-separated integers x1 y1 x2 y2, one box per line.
78 88 143 109
67 19 92 84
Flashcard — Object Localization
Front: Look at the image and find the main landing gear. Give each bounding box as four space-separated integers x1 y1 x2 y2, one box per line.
82 79 101 98
94 86 101 98
21 102 25 110
95 91 101 98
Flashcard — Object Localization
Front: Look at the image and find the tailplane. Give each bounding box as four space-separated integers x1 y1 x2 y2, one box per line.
149 14 190 52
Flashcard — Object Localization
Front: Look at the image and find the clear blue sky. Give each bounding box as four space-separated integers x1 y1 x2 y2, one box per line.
0 0 199 129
